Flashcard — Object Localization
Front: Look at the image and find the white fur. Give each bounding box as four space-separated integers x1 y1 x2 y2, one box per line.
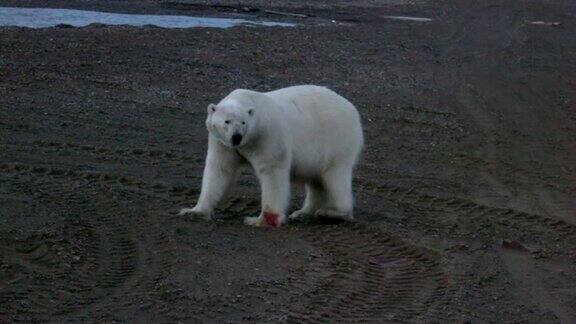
179 85 364 227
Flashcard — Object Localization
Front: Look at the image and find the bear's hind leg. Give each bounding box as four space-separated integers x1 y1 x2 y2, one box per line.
289 182 325 220
315 164 354 221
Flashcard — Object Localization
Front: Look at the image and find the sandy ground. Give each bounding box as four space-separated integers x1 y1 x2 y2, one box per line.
1 0 575 322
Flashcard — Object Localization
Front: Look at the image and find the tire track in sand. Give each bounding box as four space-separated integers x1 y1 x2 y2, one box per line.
1 162 456 322
0 169 138 319
356 179 576 242
1 140 201 165
0 163 183 321
4 154 574 321
286 223 454 323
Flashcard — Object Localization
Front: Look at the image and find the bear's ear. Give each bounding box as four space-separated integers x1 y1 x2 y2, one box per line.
248 108 254 116
207 104 217 114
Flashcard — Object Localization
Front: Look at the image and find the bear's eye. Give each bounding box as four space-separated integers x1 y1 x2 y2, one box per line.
242 121 245 125
225 120 230 124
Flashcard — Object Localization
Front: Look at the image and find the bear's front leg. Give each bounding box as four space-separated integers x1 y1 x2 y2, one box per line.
179 136 241 220
244 165 290 228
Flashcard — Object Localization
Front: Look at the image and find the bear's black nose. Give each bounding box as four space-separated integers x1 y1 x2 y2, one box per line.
232 133 242 146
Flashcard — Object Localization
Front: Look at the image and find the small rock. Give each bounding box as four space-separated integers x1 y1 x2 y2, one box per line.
501 239 529 252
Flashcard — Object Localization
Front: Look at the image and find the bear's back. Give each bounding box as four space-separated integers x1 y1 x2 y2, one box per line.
266 85 363 174
266 85 357 118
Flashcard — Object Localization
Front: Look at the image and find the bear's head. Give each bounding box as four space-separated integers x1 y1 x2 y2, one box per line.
205 100 257 148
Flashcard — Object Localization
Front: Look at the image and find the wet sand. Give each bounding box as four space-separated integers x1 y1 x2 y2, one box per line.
0 0 575 322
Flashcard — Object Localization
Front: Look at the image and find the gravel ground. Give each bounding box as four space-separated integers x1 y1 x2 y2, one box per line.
0 0 575 322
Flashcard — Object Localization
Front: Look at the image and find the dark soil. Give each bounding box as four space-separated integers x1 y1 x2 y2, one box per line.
1 0 575 322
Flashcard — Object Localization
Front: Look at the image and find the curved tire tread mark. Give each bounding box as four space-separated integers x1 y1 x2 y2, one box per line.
0 173 138 319
2 162 457 321
1 162 192 321
356 179 576 240
0 141 201 165
286 224 455 323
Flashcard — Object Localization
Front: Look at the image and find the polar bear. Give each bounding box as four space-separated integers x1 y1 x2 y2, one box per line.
179 85 363 227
